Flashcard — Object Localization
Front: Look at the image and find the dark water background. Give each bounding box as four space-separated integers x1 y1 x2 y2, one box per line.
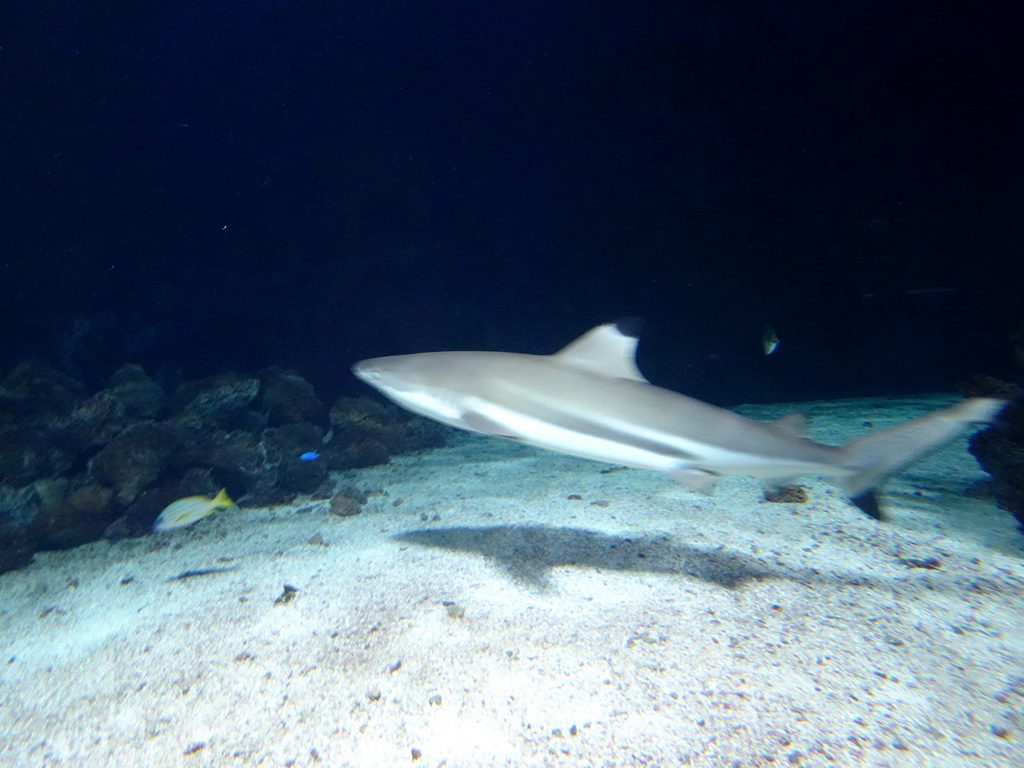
2 1 1022 405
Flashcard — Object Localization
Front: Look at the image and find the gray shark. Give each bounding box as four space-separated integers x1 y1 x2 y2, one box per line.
352 321 1004 512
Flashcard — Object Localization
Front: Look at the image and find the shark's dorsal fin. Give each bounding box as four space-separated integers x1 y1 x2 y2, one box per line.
552 322 649 382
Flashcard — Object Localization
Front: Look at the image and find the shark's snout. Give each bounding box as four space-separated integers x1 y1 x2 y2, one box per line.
351 361 372 381
352 359 415 393
352 360 389 386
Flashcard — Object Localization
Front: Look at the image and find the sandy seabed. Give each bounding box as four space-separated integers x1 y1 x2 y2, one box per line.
1 394 1022 767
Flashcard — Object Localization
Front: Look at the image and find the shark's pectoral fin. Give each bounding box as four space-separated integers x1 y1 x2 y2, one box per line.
460 411 523 440
670 467 719 494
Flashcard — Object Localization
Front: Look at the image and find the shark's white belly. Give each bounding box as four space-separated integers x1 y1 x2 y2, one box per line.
466 397 839 480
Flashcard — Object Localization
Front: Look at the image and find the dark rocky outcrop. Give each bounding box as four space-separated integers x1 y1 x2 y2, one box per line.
0 362 446 573
966 377 1024 529
258 366 325 426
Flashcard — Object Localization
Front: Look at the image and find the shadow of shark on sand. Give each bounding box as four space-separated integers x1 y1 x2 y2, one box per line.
392 524 940 593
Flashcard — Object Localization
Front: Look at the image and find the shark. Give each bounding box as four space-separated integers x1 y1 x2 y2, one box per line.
352 321 1005 515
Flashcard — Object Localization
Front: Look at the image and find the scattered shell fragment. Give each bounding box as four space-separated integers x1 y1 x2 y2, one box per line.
898 556 942 570
762 485 808 503
274 584 299 605
442 601 465 619
330 495 363 517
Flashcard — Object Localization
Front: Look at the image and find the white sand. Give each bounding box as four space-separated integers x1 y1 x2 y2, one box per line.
1 394 1022 767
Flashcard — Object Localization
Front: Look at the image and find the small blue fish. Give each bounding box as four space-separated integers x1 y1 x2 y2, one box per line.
153 488 235 532
299 451 320 461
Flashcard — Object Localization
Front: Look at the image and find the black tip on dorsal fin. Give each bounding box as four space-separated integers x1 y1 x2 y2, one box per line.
613 317 645 339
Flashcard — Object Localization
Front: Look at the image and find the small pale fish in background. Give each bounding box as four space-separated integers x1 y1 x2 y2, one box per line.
299 451 320 461
761 324 779 355
153 488 235 532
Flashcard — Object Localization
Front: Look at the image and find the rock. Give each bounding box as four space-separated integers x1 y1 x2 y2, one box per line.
0 490 36 571
56 390 132 451
32 480 116 549
971 423 1024 527
763 485 809 503
257 367 324 426
0 422 79 485
88 422 179 505
107 364 165 419
312 477 336 500
173 373 260 427
177 417 328 506
962 373 1022 401
329 494 364 517
0 367 91 483
0 426 41 485
967 380 1024 529
266 421 324 453
0 362 85 422
444 602 465 619
267 422 328 494
68 483 115 516
33 477 69 509
328 396 446 464
332 437 391 469
103 516 131 542
0 486 40 566
0 355 456 572
201 429 286 505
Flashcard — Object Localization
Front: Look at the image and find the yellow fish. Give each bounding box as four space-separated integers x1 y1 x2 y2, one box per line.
153 488 234 532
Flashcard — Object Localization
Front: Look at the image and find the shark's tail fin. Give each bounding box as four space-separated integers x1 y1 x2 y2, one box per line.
837 397 1006 501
